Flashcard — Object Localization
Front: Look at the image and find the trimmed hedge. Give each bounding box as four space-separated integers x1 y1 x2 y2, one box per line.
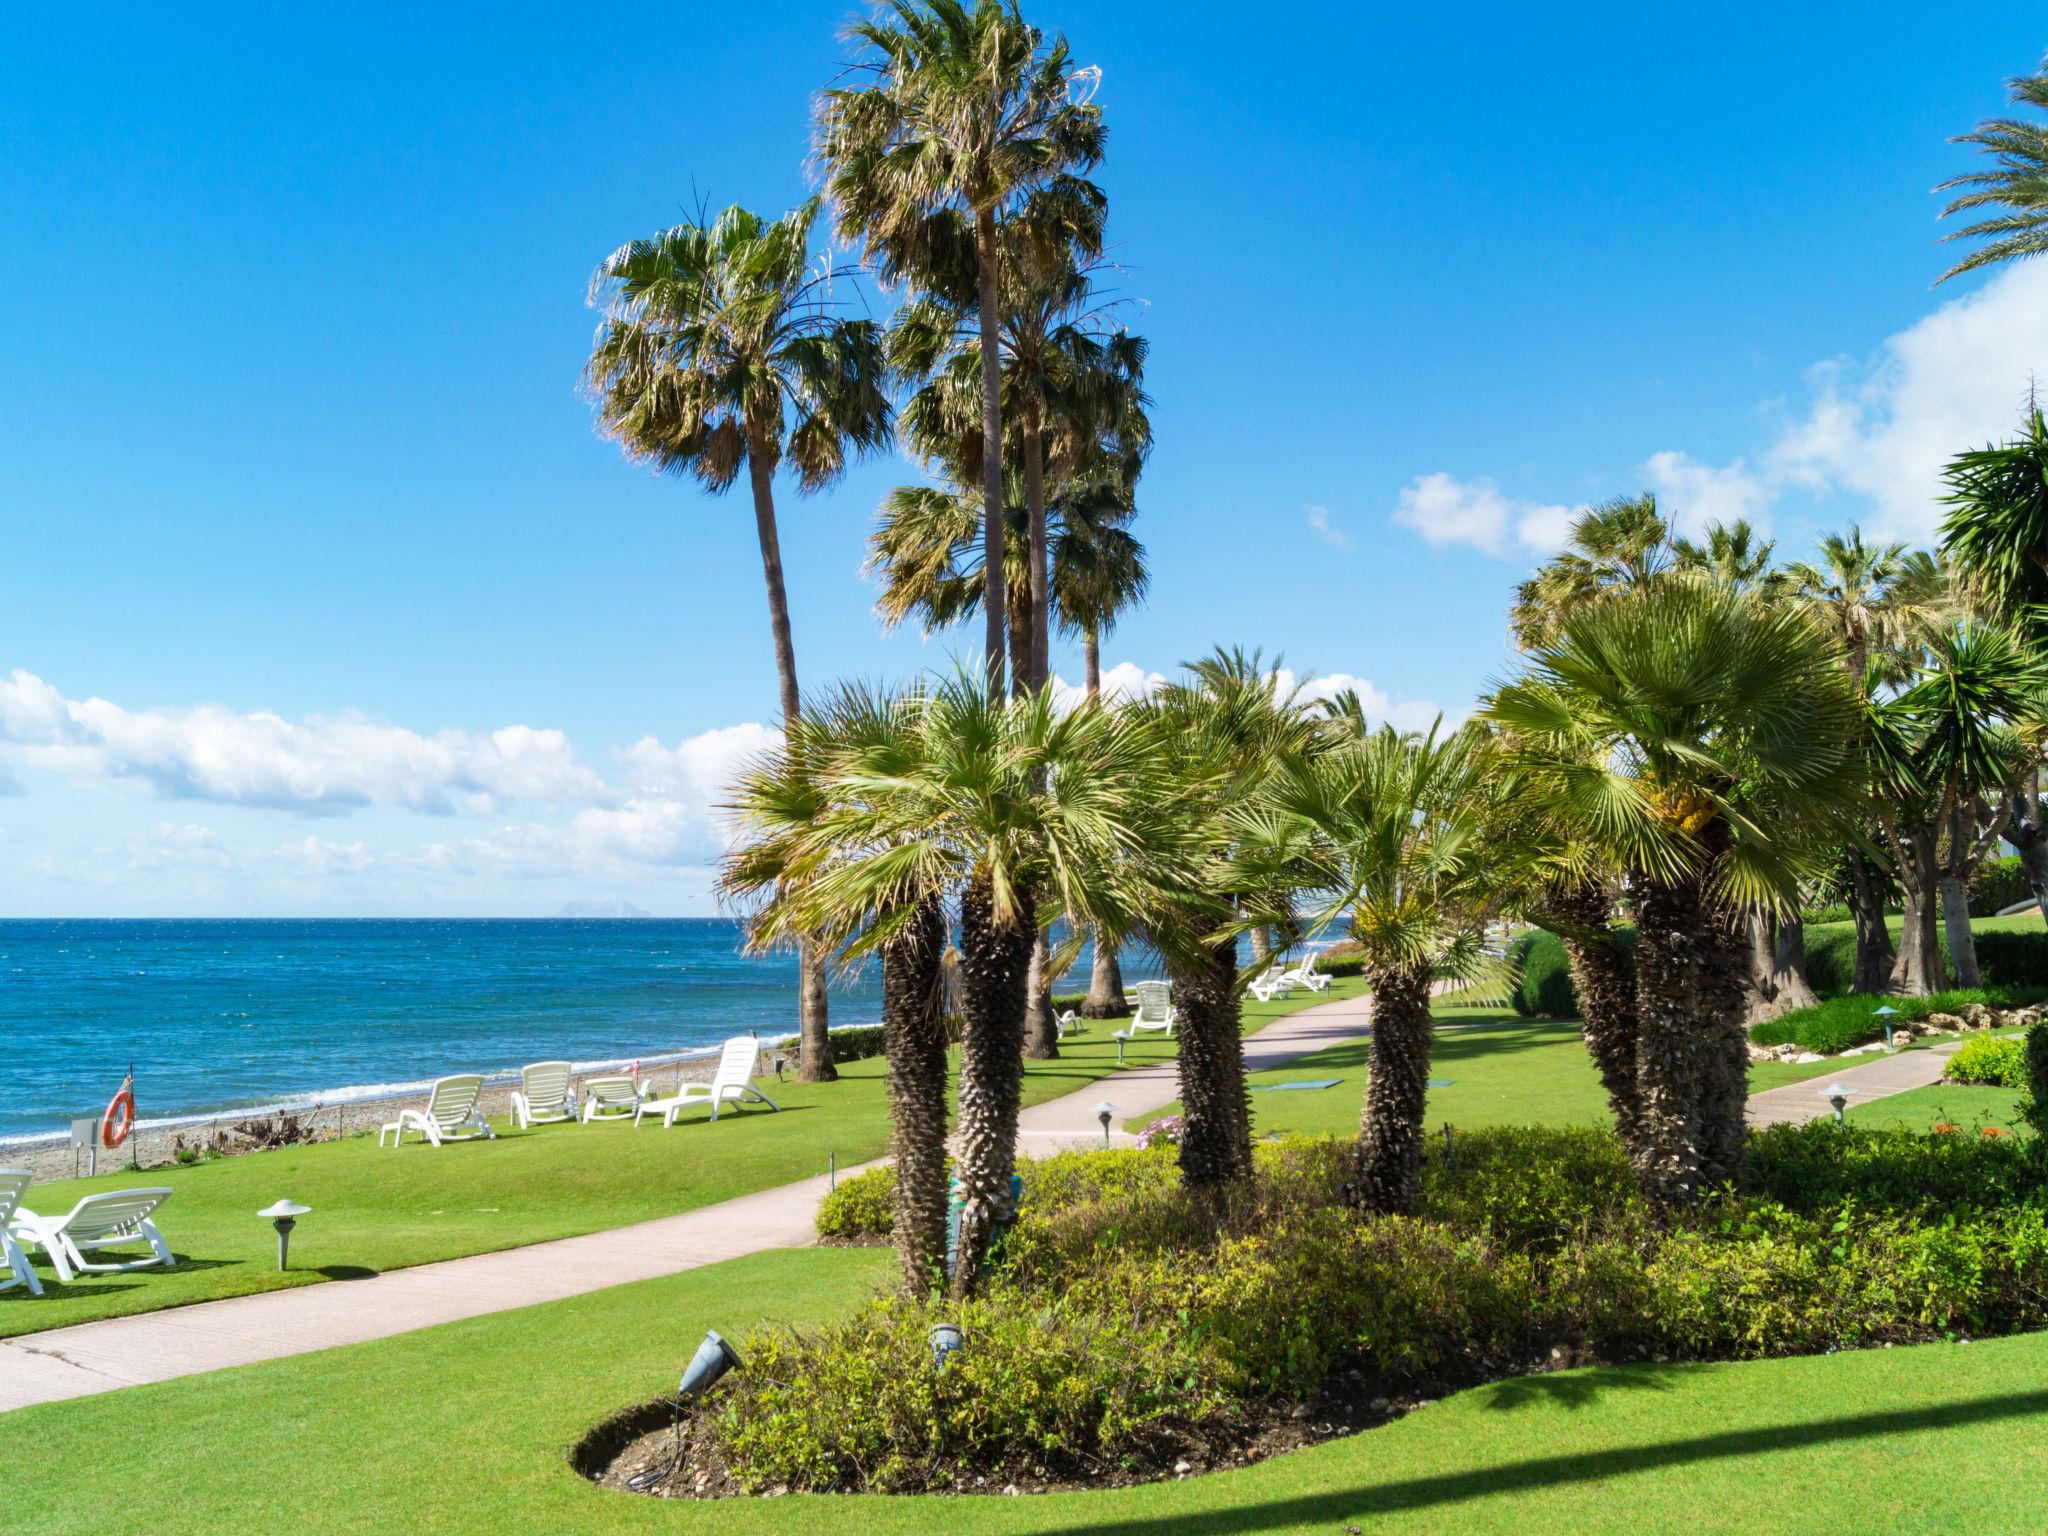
1750 987 2048 1053
815 1164 895 1240
1947 1034 2030 1088
1970 856 2037 917
777 1024 887 1066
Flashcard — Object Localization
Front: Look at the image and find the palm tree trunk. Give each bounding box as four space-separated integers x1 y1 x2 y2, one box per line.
1540 881 1643 1154
1845 846 1896 992
1081 930 1128 1018
1347 962 1434 1215
973 208 1008 696
1941 804 1982 988
1021 397 1049 693
951 870 1034 1299
1022 933 1060 1060
882 893 949 1295
1084 625 1101 701
1247 925 1273 971
2008 773 2048 925
1889 823 1944 996
745 433 833 1084
1167 942 1251 1187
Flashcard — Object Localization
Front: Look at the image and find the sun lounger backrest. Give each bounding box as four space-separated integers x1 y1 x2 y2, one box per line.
521 1061 573 1103
1133 981 1172 1023
585 1075 639 1105
62 1188 174 1242
713 1037 761 1091
0 1169 30 1227
426 1074 485 1129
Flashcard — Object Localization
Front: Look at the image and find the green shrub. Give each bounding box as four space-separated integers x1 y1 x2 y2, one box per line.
1974 929 2048 988
1311 942 1363 978
1969 856 2036 917
712 1124 2048 1494
2027 1022 2048 1137
1947 1034 2030 1088
1800 903 1852 926
1802 922 1857 994
777 1024 887 1065
1749 988 2045 1053
814 1165 896 1240
1507 929 1575 1017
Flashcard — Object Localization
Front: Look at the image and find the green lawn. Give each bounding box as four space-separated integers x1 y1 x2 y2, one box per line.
8 1241 2048 1535
1849 1080 2031 1136
1132 1003 1853 1138
0 980 1363 1338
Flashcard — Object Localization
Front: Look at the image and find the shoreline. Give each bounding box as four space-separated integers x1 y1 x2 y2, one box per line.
2 1031 838 1183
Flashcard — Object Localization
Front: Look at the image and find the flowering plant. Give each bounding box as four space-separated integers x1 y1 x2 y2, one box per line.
1134 1115 1183 1150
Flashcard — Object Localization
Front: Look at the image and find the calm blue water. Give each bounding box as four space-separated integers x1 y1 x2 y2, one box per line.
0 919 888 1143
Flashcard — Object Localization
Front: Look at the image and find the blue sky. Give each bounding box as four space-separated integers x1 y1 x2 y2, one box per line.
3 2 2046 914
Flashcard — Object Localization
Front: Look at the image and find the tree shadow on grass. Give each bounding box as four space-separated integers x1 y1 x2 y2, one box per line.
1480 1364 1684 1412
1038 1388 2048 1535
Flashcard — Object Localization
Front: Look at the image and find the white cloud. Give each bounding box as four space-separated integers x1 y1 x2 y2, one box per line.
0 670 607 815
1305 504 1351 550
1765 261 2048 540
1641 450 1773 537
1049 661 1167 713
1392 473 1579 558
1280 669 1458 734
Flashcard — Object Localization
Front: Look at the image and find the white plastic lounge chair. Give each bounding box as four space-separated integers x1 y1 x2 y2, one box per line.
1056 1007 1082 1039
1279 953 1333 992
0 1170 43 1295
1129 981 1177 1038
636 1037 781 1127
1247 965 1293 1003
510 1060 576 1129
8 1187 175 1283
378 1074 495 1148
580 1074 648 1123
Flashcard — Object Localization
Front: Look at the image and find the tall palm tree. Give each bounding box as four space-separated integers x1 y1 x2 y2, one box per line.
1276 720 1514 1215
1671 519 1784 597
1788 529 1951 991
585 198 890 1085
818 0 1105 692
1488 584 1863 1207
1937 62 2048 284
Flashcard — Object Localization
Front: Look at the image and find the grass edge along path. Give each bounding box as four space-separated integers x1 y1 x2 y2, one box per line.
5 1241 2048 1535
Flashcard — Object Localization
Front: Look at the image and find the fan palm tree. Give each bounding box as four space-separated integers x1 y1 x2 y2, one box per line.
1487 584 1863 1207
1788 530 1951 991
1671 520 1784 597
584 197 890 1085
724 674 1155 1296
818 0 1105 692
1942 405 2048 607
1936 62 2048 284
1509 494 1669 649
1275 720 1515 1215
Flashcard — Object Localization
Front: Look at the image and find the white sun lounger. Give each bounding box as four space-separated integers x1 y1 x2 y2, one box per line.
378 1074 495 1148
1129 981 1177 1038
636 1037 781 1127
1280 953 1333 992
1248 965 1293 1003
510 1060 576 1129
0 1170 44 1295
580 1074 648 1123
8 1187 175 1283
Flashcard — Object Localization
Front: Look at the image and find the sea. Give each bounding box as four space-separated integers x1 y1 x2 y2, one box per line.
0 918 892 1146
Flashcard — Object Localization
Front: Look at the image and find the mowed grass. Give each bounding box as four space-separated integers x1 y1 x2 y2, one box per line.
0 979 1363 1338
1849 1081 2032 1136
8 1241 2048 1535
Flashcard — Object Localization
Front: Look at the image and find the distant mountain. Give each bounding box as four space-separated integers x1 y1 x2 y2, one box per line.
556 898 655 919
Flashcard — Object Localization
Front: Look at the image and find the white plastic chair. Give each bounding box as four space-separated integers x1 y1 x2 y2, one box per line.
1129 981 1177 1038
8 1187 175 1282
1056 1008 1082 1039
580 1074 648 1123
1248 965 1293 1003
378 1075 495 1148
510 1061 576 1129
1280 952 1333 992
636 1037 781 1127
0 1170 44 1295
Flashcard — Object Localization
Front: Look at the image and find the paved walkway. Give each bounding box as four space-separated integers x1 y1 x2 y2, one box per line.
1745 1041 1962 1128
0 986 1374 1413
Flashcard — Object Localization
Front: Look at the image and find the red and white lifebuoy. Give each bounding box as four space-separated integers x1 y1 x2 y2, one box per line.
101 1085 135 1149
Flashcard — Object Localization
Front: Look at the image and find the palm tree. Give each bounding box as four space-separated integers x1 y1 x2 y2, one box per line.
585 198 890 1085
1488 584 1863 1207
1788 529 1951 991
1276 720 1513 1215
725 675 1152 1296
818 0 1105 692
1937 62 2048 284
1509 494 1669 649
1671 520 1785 597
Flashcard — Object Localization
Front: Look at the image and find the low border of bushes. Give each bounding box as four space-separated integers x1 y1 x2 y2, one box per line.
777 1023 887 1066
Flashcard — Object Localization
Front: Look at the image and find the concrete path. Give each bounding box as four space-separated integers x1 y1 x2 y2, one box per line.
1745 1041 1963 1128
0 986 1374 1414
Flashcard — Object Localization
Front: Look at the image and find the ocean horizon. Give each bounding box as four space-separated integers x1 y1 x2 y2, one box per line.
0 917 884 1145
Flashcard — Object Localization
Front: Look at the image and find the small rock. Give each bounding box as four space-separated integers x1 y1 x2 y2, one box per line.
1369 1396 1391 1412
1003 1483 1019 1496
1290 1402 1313 1420
1173 1460 1192 1477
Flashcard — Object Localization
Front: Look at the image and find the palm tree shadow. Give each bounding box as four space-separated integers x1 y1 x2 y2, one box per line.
1480 1364 1684 1412
1033 1386 2048 1535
